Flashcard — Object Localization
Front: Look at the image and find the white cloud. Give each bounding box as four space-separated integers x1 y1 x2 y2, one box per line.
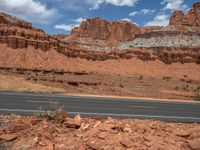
129 11 139 16
74 17 86 23
145 14 169 26
55 24 79 31
161 0 188 11
121 18 132 22
140 9 156 15
55 17 86 31
87 0 138 10
129 9 155 16
144 0 188 27
121 18 139 26
0 0 58 24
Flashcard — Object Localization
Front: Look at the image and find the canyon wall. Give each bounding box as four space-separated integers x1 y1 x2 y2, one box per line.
169 2 200 26
0 2 200 64
71 18 139 41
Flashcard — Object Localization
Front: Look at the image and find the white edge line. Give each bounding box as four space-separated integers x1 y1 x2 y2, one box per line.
0 108 200 121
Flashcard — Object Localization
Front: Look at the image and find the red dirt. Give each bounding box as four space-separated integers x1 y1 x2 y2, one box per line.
1 112 200 150
0 44 199 80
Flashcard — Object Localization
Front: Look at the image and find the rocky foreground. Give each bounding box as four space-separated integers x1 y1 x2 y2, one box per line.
0 111 200 150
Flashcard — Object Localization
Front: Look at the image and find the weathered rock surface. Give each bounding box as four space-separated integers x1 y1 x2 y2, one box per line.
0 12 32 29
0 2 200 65
0 134 17 141
71 18 139 41
1 112 200 150
170 2 200 26
140 26 163 34
188 139 200 150
0 12 67 52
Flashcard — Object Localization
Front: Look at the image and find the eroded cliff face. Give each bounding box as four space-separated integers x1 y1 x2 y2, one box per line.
0 13 67 51
71 18 139 41
0 13 32 29
170 2 200 27
0 2 200 65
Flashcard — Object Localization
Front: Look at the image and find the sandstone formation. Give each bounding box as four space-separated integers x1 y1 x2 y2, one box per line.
0 2 200 65
140 26 163 34
0 12 32 29
71 18 139 41
170 2 200 26
0 12 67 51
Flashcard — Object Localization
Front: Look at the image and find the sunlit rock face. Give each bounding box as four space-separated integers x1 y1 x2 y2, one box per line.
71 18 139 41
170 2 200 26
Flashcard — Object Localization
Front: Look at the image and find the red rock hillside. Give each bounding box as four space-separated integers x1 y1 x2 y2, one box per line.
0 2 199 71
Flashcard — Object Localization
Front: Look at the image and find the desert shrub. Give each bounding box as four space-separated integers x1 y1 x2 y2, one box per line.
119 84 124 88
175 86 179 90
36 102 64 120
194 94 200 101
183 75 187 78
183 87 188 91
52 68 65 75
16 69 24 75
162 76 171 81
139 75 143 80
181 78 193 84
196 86 200 91
186 79 193 84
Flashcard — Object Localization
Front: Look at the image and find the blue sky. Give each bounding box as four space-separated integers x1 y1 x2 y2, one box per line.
0 0 198 34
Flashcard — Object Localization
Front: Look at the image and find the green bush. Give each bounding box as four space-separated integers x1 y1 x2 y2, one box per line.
194 94 200 101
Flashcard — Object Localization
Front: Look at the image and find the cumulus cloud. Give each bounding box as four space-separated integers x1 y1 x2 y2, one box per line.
144 0 188 27
55 17 86 31
121 18 139 26
145 14 169 26
129 11 139 16
74 17 86 23
121 18 132 22
140 9 156 15
87 0 138 10
129 9 155 16
161 0 188 11
0 0 58 24
55 24 79 31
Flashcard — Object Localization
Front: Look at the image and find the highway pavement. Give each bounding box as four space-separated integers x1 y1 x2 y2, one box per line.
0 92 200 123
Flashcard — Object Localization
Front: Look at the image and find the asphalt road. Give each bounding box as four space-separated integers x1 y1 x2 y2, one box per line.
0 92 200 123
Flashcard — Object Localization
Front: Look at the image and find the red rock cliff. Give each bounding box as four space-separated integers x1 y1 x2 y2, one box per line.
169 2 200 26
71 18 139 41
0 12 67 51
0 12 32 29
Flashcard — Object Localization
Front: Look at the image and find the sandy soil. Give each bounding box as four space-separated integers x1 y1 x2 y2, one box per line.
0 74 65 93
0 112 200 150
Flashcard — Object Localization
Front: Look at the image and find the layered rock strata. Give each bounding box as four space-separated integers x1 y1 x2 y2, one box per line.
0 2 200 64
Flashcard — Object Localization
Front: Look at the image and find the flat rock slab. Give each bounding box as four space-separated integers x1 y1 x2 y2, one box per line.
0 134 17 141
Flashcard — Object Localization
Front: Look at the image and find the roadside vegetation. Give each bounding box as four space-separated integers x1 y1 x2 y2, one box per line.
194 93 200 101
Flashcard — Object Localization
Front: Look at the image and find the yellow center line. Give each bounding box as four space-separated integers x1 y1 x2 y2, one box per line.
26 100 58 104
129 105 157 109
